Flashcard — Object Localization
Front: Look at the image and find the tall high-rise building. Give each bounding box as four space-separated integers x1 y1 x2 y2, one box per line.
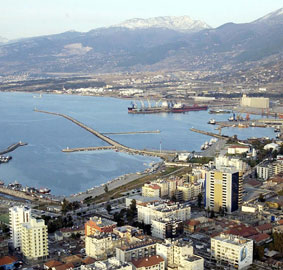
9 206 31 249
21 217 48 260
205 168 242 213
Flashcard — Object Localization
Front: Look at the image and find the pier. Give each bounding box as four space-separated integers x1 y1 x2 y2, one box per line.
190 128 230 140
34 109 174 159
0 141 27 155
62 146 115 152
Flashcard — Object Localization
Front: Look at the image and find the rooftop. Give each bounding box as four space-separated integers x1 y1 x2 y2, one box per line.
213 233 252 246
131 255 164 268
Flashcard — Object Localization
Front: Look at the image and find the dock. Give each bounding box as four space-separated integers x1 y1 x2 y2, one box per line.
0 142 28 155
62 146 115 152
190 128 230 140
34 109 174 159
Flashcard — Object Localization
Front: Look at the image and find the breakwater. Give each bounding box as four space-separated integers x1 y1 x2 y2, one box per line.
34 109 175 160
0 142 27 155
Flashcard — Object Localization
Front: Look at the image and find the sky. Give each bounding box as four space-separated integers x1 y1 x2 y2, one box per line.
1 0 282 39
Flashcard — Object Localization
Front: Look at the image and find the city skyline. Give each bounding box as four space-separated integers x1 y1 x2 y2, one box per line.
1 0 282 39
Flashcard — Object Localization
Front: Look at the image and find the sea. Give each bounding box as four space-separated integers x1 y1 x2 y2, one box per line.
0 92 276 195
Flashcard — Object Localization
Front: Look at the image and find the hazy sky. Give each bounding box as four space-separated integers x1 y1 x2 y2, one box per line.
2 0 282 39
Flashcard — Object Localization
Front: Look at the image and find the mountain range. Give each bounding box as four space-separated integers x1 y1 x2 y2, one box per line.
0 9 282 75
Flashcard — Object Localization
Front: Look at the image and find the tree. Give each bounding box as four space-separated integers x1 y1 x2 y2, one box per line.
171 195 177 202
258 193 265 202
104 184 109 193
197 193 203 208
130 199 137 213
106 204 111 213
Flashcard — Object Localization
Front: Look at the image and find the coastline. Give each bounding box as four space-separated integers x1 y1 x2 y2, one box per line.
67 171 147 203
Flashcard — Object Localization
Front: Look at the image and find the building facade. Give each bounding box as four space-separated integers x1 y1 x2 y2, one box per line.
137 201 191 225
240 94 269 109
205 168 243 213
151 218 183 239
21 217 48 260
9 206 31 249
211 234 253 269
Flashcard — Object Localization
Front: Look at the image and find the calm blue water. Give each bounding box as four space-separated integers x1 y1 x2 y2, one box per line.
0 92 275 195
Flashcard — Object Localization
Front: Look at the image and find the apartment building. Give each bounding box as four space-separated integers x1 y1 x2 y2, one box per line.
85 217 117 236
85 233 123 260
116 239 156 263
21 217 48 260
156 239 203 270
137 201 191 225
211 234 253 269
151 218 183 239
9 206 31 249
205 168 243 213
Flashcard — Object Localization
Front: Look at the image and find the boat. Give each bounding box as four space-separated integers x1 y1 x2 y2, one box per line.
209 109 231 114
276 133 281 139
208 119 216 125
38 187 51 194
274 127 280 132
171 104 208 113
128 102 208 114
33 94 42 99
0 156 12 163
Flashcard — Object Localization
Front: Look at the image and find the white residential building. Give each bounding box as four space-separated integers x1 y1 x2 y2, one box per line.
211 234 253 269
116 239 156 263
137 201 191 225
215 156 250 173
151 218 183 239
9 206 31 249
156 239 204 270
21 217 48 260
176 183 202 201
80 257 132 270
85 233 122 260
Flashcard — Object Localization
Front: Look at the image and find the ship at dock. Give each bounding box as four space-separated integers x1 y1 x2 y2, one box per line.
128 100 208 114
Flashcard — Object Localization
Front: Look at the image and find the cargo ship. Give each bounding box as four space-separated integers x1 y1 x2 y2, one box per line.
128 101 208 114
171 103 208 113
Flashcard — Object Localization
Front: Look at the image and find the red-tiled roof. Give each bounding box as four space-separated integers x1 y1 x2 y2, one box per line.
278 219 283 225
149 184 161 190
256 223 272 232
54 263 74 270
0 256 17 266
131 255 164 268
186 220 201 226
224 225 258 237
44 260 62 268
249 233 270 243
82 257 95 265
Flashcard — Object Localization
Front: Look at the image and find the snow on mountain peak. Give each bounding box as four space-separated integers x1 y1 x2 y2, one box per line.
253 8 283 24
113 16 211 32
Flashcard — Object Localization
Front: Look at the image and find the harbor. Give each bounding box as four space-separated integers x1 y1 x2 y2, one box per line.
0 92 278 196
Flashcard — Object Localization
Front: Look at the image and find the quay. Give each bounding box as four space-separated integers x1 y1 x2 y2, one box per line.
0 186 57 204
34 109 175 160
62 146 115 152
102 130 160 135
190 128 230 140
0 141 27 155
